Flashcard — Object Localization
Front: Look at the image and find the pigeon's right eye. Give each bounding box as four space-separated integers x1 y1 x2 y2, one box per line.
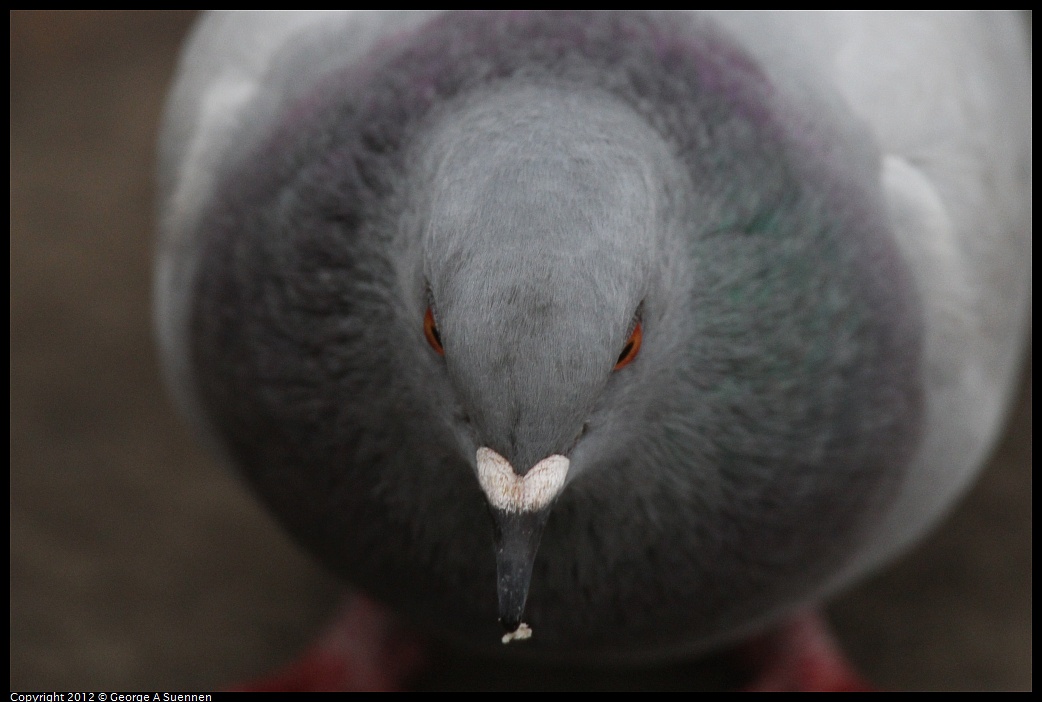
424 306 445 355
614 321 642 370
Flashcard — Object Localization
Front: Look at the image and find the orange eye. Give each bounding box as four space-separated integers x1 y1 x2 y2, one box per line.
614 321 642 370
424 306 444 355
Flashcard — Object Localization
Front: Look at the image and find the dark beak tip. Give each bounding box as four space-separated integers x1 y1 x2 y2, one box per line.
499 613 522 633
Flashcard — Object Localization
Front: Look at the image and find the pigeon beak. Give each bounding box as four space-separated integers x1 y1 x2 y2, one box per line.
476 447 569 641
489 506 551 640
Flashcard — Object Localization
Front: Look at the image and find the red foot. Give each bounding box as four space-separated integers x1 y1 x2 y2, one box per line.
740 610 874 692
227 594 426 692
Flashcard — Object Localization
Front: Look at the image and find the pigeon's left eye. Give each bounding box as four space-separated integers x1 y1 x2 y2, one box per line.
614 321 642 370
424 306 445 355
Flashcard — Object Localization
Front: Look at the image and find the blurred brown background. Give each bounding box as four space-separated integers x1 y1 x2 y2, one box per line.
10 11 1031 691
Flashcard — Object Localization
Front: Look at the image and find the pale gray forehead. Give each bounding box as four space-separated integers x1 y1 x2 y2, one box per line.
417 84 675 291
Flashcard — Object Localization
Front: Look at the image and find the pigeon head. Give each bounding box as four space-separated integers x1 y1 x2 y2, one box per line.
415 85 682 631
419 87 670 472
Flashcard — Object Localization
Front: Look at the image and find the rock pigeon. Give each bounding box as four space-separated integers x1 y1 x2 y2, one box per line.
155 10 1031 689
